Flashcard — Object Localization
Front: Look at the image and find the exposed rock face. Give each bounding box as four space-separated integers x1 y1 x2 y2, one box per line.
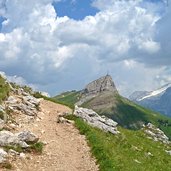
0 130 38 148
74 106 119 134
84 75 117 96
0 131 29 148
77 75 118 105
0 75 42 167
5 94 41 116
144 123 170 144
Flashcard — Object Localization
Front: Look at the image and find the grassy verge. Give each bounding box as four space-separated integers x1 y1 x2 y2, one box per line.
66 115 171 171
52 91 81 109
3 142 44 155
0 75 10 104
27 142 44 154
33 91 76 109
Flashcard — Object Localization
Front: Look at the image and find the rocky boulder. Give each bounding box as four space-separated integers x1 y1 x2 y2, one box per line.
0 148 7 164
5 95 41 116
0 130 38 148
74 106 119 134
0 131 29 148
17 131 39 143
144 123 170 144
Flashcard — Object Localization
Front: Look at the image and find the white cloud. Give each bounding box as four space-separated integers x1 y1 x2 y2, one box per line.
139 40 160 54
0 33 5 41
0 0 170 96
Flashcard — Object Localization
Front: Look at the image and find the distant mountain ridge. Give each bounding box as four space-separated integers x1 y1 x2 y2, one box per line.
129 83 171 117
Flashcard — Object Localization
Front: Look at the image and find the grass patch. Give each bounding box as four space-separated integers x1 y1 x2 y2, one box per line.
53 91 81 109
4 145 23 153
27 142 44 154
3 142 44 154
0 75 10 104
33 91 75 109
0 162 12 170
0 111 4 120
67 115 171 171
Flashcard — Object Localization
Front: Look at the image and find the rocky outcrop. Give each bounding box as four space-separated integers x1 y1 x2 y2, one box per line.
5 94 41 117
74 106 119 134
84 75 117 95
143 123 170 144
76 75 118 106
0 131 28 148
0 130 38 148
17 131 39 143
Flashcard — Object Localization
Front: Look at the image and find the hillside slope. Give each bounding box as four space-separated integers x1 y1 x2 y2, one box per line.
53 90 81 109
67 116 171 171
54 75 171 139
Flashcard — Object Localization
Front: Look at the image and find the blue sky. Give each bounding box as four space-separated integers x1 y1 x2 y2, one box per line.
53 0 166 20
53 0 99 20
0 0 170 96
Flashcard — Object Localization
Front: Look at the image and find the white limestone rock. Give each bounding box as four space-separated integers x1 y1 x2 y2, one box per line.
144 123 170 144
0 119 5 129
0 148 7 164
165 150 171 155
74 106 119 134
0 131 29 148
17 131 39 143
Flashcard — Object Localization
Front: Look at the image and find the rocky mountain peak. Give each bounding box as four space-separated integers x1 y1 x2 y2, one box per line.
83 74 118 96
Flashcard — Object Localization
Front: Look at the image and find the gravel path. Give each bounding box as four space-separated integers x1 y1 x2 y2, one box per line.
12 100 99 171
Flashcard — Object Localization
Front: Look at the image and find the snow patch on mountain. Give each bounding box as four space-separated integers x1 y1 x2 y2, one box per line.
138 83 171 101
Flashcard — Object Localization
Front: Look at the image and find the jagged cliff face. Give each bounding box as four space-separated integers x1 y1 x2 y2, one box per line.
83 75 118 96
76 75 118 107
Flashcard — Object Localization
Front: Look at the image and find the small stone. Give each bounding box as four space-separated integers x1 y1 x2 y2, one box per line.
9 123 17 129
0 148 7 163
8 149 19 156
36 118 41 122
41 130 45 134
19 153 26 159
42 141 48 145
165 150 171 155
147 152 153 157
134 159 141 164
0 119 5 129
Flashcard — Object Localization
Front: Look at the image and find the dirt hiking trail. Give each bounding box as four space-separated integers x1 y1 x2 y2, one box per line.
11 100 99 171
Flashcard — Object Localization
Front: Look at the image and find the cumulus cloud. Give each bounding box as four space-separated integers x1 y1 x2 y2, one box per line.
0 0 170 96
